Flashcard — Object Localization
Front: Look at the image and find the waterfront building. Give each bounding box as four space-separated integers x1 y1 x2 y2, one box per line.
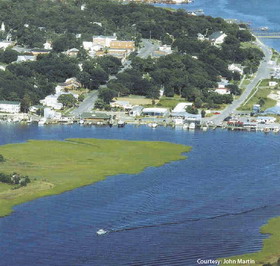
0 101 21 113
142 107 170 117
16 55 36 63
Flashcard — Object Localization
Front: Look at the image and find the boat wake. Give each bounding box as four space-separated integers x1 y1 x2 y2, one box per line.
107 203 279 234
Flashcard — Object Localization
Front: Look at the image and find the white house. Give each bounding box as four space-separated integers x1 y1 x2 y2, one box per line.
129 106 144 117
208 31 227 45
110 100 132 110
158 45 172 54
228 64 244 75
40 95 63 110
17 55 36 63
44 108 62 119
0 101 21 113
197 33 205 41
269 81 278 87
43 41 52 50
92 35 117 47
0 40 15 50
214 88 231 95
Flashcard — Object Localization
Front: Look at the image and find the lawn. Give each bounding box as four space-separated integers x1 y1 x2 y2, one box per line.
0 138 190 217
157 96 187 109
114 95 159 105
238 87 276 111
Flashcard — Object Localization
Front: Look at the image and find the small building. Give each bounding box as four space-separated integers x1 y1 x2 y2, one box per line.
0 40 15 50
92 35 117 47
44 108 62 119
228 64 244 75
43 41 52 50
197 33 205 41
31 49 51 56
40 95 63 110
0 101 21 113
16 55 36 63
269 81 278 87
142 107 169 117
110 100 132 110
214 88 231 95
80 112 111 123
110 40 135 51
208 31 227 45
66 48 79 57
129 105 143 117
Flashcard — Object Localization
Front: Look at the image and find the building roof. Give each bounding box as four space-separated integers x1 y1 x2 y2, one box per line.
0 100 20 105
173 102 193 112
209 31 225 40
142 108 169 113
80 112 111 119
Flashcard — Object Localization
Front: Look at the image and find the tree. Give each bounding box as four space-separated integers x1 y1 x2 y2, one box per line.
98 88 117 104
0 154 4 162
186 106 198 114
201 109 206 118
58 94 77 107
94 98 106 109
0 49 18 64
78 94 85 102
21 94 32 113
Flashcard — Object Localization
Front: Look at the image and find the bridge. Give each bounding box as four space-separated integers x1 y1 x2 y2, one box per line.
252 31 280 39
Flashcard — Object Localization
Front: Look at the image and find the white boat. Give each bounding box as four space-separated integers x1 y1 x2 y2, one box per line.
38 118 46 126
189 122 196 130
182 124 189 130
148 122 158 128
273 128 280 133
96 229 107 235
202 126 208 131
79 119 84 124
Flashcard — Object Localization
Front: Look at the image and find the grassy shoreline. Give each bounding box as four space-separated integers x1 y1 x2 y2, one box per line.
219 217 280 266
0 138 191 218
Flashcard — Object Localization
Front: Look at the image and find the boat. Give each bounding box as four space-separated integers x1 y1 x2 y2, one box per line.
260 26 269 31
96 229 107 235
273 127 280 133
148 122 158 128
202 126 208 131
189 122 196 130
263 127 270 133
182 124 189 130
117 120 125 128
38 118 46 126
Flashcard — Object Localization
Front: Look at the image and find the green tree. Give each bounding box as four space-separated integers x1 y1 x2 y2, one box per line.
98 88 117 104
58 94 77 107
0 154 5 162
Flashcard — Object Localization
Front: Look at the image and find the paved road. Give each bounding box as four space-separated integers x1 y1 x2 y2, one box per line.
70 90 99 117
137 39 159 59
207 38 272 124
71 39 158 117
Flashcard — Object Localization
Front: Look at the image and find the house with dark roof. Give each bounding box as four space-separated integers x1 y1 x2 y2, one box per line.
208 31 227 45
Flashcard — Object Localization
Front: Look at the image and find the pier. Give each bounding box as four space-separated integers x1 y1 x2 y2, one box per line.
253 31 280 39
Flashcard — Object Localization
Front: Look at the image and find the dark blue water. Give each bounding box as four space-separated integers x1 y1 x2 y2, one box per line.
0 124 280 265
156 0 280 51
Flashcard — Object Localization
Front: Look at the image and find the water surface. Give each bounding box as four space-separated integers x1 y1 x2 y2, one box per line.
0 124 280 265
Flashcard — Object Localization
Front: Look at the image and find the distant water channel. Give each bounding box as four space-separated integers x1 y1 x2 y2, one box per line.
156 0 280 52
0 124 280 265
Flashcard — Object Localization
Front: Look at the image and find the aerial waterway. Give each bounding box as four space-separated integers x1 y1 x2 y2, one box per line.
0 124 280 265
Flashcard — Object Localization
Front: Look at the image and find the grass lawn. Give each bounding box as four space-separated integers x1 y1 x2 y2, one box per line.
0 138 190 217
114 95 159 106
238 87 276 111
157 96 187 109
219 217 280 265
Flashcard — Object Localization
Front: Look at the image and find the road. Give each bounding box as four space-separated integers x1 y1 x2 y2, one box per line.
207 38 273 124
70 90 99 117
70 39 158 117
